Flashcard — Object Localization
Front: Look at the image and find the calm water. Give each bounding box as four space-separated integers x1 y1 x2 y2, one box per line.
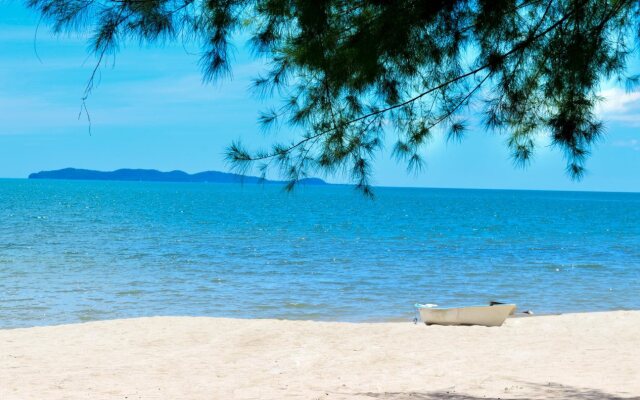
1 179 639 328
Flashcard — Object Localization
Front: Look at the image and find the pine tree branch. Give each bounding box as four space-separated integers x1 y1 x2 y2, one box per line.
232 7 577 163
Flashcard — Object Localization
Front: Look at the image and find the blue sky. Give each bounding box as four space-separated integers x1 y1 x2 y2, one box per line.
1 2 639 191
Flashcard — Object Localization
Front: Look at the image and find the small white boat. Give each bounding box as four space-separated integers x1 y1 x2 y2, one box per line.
416 303 516 327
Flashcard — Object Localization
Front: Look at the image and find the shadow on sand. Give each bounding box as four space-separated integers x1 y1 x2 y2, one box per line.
358 382 640 400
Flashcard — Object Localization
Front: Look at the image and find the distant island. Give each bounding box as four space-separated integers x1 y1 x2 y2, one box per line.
28 168 327 185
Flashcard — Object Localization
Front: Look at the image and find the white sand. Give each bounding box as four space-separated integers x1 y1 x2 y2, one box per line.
1 311 639 399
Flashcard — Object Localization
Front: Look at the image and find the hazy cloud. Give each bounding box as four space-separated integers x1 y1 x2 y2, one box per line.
597 87 640 126
611 138 640 151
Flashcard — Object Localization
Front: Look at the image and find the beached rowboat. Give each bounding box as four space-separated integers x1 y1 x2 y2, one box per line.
416 303 516 327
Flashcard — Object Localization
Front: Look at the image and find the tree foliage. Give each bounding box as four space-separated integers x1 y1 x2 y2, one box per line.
28 0 640 194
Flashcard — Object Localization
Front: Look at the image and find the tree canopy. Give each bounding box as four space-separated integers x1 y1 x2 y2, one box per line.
28 0 640 194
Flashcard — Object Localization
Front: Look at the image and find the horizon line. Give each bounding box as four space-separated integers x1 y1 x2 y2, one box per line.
1 173 639 195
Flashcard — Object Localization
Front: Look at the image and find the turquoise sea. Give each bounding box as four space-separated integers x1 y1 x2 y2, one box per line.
1 179 639 328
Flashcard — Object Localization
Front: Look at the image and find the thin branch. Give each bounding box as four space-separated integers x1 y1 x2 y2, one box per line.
78 7 130 133
33 16 44 64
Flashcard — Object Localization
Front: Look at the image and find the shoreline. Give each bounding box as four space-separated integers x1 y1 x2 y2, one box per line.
2 308 635 331
2 310 639 399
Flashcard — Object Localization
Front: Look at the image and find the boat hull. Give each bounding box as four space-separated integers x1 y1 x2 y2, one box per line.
418 304 516 327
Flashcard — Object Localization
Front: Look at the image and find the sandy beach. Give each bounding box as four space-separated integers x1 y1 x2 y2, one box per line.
1 311 639 399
